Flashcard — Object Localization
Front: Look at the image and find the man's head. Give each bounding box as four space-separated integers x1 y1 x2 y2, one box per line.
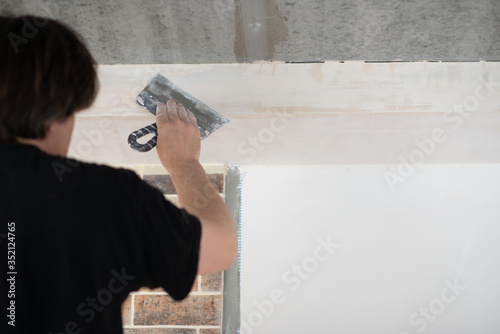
0 16 98 156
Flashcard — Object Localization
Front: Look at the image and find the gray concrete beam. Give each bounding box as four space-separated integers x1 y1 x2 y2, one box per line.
1 0 238 64
275 0 500 61
1 0 499 62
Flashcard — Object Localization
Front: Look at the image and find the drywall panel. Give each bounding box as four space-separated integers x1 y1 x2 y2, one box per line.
69 62 500 166
239 165 500 334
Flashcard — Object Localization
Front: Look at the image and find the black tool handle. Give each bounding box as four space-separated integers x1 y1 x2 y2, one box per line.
128 122 158 152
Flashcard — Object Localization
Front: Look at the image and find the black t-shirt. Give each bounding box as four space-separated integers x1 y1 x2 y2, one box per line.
0 144 201 333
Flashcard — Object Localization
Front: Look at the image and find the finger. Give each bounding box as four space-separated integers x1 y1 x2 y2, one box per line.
186 110 198 127
166 100 178 120
176 103 189 122
156 103 167 118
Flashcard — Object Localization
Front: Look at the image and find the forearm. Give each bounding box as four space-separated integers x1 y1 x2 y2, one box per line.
168 160 230 223
155 101 237 273
168 160 237 274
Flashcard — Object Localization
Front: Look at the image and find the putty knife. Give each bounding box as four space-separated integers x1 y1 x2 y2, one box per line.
128 73 229 152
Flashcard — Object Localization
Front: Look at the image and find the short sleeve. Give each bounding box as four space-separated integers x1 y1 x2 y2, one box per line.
131 173 202 300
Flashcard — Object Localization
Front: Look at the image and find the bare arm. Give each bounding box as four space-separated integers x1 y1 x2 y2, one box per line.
155 100 237 275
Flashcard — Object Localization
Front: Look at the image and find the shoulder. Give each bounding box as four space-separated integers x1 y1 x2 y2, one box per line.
49 155 143 191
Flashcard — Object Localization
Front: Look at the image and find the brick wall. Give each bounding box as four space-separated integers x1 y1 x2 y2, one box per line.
120 165 226 334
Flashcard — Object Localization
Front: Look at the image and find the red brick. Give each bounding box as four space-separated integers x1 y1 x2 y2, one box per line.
134 295 221 326
143 175 176 194
199 329 221 334
124 329 195 334
201 272 222 292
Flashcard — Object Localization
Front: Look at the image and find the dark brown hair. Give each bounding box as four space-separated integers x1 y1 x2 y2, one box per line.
0 16 99 143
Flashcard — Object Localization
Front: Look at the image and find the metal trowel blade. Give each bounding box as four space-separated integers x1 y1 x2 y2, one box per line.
136 73 229 140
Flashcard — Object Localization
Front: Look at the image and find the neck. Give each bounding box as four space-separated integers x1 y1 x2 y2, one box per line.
16 138 59 156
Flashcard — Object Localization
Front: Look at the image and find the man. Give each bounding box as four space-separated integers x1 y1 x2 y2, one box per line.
0 16 237 333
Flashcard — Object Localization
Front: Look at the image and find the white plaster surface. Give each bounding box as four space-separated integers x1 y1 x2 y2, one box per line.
69 62 500 166
66 62 500 332
239 165 500 334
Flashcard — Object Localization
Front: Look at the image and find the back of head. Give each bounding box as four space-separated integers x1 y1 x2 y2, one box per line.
0 16 99 144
